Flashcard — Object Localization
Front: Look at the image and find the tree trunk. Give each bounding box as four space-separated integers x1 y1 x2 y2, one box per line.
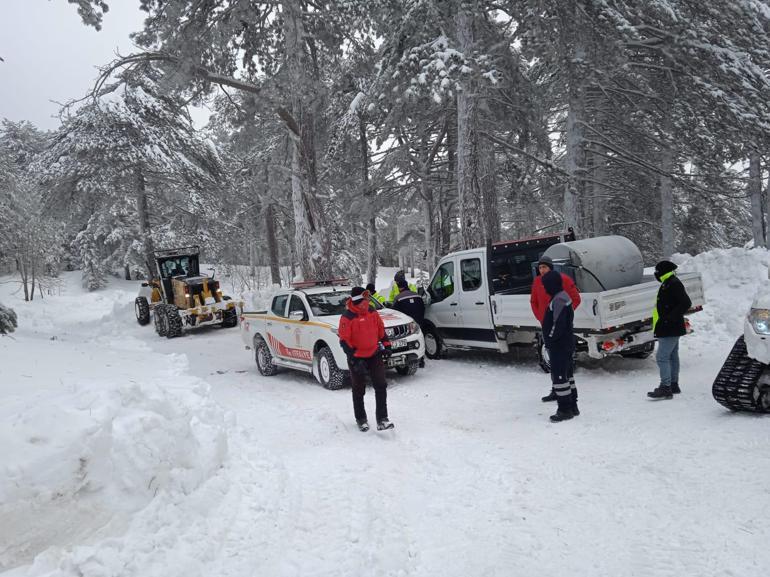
455 5 475 250
135 165 155 278
749 152 764 248
419 130 437 274
283 0 331 280
442 115 457 255
479 138 499 242
659 145 675 257
265 202 281 285
455 4 497 249
589 145 609 237
422 188 434 272
30 261 36 302
360 116 377 285
17 256 30 302
563 90 583 235
563 7 586 235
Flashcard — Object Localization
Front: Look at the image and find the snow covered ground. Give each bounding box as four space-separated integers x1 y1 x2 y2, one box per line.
2 251 770 577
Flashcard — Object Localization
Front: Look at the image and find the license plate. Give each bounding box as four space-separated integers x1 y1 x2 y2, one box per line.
390 339 408 350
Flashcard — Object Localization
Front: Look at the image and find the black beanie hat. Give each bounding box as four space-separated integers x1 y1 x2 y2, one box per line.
542 269 563 297
654 260 677 280
365 283 376 293
351 286 367 302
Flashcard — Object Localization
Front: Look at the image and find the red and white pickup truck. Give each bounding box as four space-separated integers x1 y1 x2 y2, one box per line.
240 281 426 389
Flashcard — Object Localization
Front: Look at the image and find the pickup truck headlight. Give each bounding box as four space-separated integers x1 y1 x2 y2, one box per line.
408 321 420 335
749 308 770 334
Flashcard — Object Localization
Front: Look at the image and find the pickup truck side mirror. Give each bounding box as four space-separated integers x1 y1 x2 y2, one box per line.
289 310 307 322
417 286 425 296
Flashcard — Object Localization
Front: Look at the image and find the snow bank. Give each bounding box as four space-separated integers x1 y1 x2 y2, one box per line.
0 272 230 573
672 246 770 340
0 376 228 572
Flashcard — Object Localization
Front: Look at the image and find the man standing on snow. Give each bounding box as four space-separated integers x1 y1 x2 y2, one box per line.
541 271 579 422
338 286 394 431
648 260 692 400
531 255 581 405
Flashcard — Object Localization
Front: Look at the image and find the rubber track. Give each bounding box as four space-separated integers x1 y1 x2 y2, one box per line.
712 336 765 412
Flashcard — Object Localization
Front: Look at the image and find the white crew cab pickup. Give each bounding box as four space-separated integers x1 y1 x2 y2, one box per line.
240 280 426 389
422 231 704 370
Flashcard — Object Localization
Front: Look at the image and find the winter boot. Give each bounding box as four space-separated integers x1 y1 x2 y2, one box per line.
647 384 673 400
549 397 574 422
671 382 681 395
377 418 395 431
357 420 370 432
571 389 580 417
541 389 558 402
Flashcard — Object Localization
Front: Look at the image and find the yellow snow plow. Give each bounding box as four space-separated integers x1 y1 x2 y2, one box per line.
134 246 242 338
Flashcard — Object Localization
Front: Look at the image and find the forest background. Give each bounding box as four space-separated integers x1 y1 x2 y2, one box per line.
3 0 770 301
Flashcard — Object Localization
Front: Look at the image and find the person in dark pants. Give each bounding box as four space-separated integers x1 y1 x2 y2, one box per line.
648 260 692 400
338 286 394 431
531 255 581 404
541 271 578 422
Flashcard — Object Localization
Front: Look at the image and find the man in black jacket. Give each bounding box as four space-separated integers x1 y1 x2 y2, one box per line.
648 260 692 400
541 271 578 422
392 280 425 325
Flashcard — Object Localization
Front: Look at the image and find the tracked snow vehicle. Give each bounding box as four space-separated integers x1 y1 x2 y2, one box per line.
134 246 241 338
713 284 770 412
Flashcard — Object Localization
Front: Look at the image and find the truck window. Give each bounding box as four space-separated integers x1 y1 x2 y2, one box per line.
288 295 308 318
461 258 482 292
490 248 545 295
271 294 289 317
305 291 349 316
429 261 455 302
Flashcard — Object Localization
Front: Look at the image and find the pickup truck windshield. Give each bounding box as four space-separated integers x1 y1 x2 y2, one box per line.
305 291 383 316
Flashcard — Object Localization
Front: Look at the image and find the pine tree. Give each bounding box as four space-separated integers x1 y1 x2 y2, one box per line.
37 66 223 286
0 302 17 335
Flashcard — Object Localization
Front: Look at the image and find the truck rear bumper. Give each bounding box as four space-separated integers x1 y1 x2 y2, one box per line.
582 329 655 358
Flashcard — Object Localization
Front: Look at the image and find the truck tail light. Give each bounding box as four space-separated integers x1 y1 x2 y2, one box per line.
601 338 625 353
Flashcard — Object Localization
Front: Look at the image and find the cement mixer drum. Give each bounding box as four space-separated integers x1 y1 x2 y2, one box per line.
542 235 644 292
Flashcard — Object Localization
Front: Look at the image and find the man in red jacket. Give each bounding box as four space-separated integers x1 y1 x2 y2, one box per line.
530 255 581 404
339 286 394 432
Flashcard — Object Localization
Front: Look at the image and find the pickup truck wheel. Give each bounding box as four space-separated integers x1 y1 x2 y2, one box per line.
317 347 347 390
154 304 168 337
396 362 419 376
135 297 150 325
423 326 443 359
255 338 279 376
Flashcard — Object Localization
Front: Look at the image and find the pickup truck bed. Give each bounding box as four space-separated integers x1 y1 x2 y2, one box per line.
492 272 705 332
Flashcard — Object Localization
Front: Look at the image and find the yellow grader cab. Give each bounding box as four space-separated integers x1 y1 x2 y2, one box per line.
134 246 242 338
